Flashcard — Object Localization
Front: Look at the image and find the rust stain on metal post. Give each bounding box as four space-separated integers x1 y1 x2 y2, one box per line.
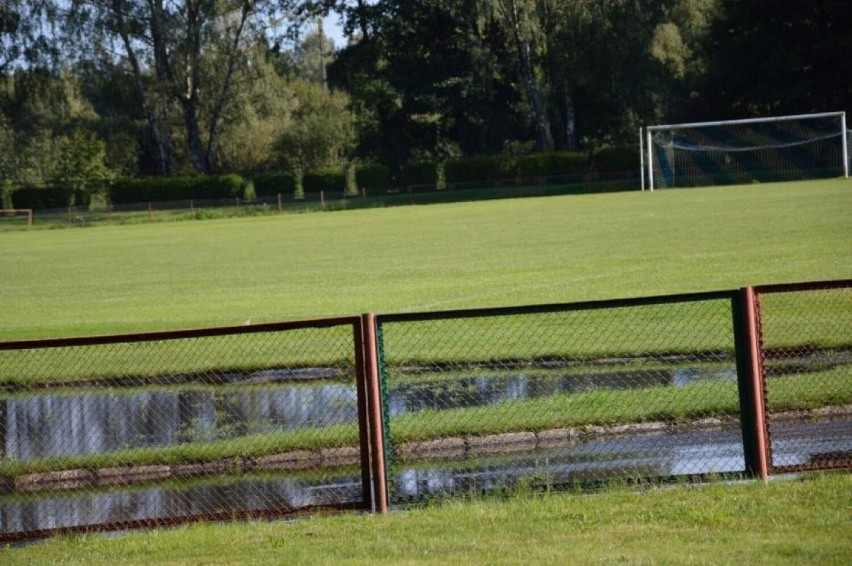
361 313 388 513
353 319 374 512
744 287 769 481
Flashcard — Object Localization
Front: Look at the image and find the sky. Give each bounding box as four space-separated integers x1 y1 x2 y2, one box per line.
322 13 348 50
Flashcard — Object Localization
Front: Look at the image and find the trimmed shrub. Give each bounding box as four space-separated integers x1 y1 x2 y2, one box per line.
110 175 249 204
146 177 196 202
592 146 639 173
446 155 508 184
304 169 345 194
10 185 71 209
344 165 358 196
253 172 296 196
0 182 10 209
399 162 435 187
110 178 146 204
355 163 391 191
518 151 587 177
193 174 246 199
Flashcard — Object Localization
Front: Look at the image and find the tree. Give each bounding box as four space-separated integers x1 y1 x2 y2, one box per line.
487 0 553 151
328 0 528 169
53 129 113 206
0 1 61 73
214 46 297 173
288 1 380 41
705 0 852 117
275 79 355 196
294 26 335 86
65 0 296 175
536 1 672 149
648 0 720 121
0 69 115 204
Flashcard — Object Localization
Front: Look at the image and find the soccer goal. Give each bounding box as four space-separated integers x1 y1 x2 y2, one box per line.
0 208 33 229
642 111 850 190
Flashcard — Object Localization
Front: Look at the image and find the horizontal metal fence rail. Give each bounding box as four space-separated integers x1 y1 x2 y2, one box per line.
751 280 852 474
0 317 377 543
375 291 754 506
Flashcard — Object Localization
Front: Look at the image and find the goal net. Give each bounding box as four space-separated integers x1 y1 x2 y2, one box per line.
644 112 850 190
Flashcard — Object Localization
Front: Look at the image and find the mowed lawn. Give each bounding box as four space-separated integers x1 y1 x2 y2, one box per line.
1 180 850 340
4 474 851 565
1 182 850 564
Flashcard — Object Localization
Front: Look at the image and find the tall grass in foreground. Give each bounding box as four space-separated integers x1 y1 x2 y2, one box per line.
3 473 850 565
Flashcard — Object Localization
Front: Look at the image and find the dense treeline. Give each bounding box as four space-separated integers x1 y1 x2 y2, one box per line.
0 0 848 207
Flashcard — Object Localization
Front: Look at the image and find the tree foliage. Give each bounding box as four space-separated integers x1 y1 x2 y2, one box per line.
275 80 355 196
64 0 297 175
0 0 845 196
705 0 852 116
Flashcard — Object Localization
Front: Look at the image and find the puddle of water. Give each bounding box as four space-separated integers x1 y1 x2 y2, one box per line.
387 366 736 416
0 472 362 536
2 416 846 538
2 366 733 462
2 384 358 460
391 423 747 500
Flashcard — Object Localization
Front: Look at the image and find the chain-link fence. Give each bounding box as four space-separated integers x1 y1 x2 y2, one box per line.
754 281 852 474
2 281 850 540
0 318 376 542
375 293 751 505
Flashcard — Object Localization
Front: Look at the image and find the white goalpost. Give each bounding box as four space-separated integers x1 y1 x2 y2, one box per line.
641 111 850 191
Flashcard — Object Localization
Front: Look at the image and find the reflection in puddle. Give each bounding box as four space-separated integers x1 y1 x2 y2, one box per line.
1 366 735 461
1 416 848 538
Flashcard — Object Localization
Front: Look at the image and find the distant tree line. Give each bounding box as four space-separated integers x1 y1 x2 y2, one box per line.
0 0 848 206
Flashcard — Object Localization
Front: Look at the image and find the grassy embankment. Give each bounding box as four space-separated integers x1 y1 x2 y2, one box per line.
3 473 850 565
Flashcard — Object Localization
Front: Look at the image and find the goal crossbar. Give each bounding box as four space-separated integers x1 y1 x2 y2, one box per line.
646 111 846 132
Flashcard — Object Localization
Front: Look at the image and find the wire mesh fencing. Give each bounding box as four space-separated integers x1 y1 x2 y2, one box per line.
375 293 749 506
2 280 849 541
0 318 374 542
754 281 852 473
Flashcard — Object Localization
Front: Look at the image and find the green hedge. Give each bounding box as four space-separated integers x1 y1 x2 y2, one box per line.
304 169 345 193
108 148 639 206
10 185 72 209
253 172 296 196
400 162 435 186
445 155 508 184
518 152 587 177
110 174 249 204
356 164 391 191
195 174 247 199
592 146 639 173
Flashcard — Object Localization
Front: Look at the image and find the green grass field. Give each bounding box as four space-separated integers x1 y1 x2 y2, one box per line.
2 180 850 340
4 473 850 565
1 180 850 561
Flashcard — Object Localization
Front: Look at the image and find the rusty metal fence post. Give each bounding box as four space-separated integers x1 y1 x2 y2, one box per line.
361 313 388 514
734 287 769 481
751 280 852 475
